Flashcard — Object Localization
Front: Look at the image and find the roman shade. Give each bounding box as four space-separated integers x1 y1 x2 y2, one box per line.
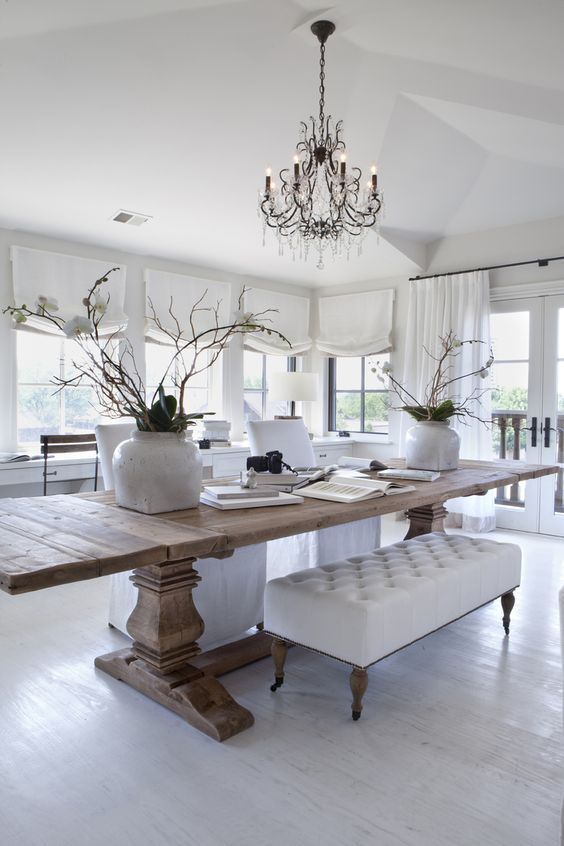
10 246 127 335
243 288 311 355
316 289 394 356
144 269 231 344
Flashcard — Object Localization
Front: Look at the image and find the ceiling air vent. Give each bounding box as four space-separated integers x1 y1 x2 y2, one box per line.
111 209 152 226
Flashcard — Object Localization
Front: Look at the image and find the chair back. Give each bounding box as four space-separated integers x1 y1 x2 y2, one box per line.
247 419 316 468
40 433 99 496
94 421 135 489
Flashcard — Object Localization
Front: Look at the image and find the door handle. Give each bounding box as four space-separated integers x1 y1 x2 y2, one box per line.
544 417 551 448
542 417 559 447
524 416 537 447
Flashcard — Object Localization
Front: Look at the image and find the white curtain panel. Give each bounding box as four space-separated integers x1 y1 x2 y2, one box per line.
10 245 127 335
316 289 394 356
243 288 311 355
402 270 495 532
144 269 231 344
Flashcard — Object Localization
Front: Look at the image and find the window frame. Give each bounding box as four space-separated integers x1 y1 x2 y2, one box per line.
16 333 104 448
327 356 390 435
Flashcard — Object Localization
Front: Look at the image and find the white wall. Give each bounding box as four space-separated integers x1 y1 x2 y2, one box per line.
427 214 564 290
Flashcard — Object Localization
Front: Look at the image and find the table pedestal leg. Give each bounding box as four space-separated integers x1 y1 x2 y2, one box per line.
95 558 254 742
404 502 448 539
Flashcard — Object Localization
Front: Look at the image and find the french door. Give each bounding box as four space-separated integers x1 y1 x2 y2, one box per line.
491 294 564 535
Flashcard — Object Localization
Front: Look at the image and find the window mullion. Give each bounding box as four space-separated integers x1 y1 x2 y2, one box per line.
360 357 366 432
60 340 66 432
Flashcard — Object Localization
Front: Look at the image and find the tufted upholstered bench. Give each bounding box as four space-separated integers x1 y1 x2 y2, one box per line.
264 533 522 720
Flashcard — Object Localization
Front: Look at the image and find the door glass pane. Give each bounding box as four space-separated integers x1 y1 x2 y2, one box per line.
553 309 564 514
491 312 529 360
490 312 530 507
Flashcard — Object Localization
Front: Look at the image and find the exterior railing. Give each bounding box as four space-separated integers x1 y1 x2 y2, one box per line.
492 410 564 511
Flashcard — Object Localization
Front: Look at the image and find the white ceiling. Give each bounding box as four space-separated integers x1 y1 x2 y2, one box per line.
0 0 563 287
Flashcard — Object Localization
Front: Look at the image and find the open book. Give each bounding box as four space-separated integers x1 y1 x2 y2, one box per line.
299 475 416 503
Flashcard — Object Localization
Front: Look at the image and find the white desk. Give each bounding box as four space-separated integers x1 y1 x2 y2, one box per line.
0 438 355 496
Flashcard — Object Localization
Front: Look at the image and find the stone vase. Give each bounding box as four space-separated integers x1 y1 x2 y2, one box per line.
405 420 460 471
113 430 202 514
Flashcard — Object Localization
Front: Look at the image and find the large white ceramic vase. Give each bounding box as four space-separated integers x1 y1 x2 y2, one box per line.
113 430 202 514
405 420 460 471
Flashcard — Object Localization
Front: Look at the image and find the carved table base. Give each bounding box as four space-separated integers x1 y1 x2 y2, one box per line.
95 557 255 742
404 502 448 538
95 648 254 742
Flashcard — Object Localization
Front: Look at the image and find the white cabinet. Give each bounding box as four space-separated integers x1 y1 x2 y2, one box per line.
313 440 353 465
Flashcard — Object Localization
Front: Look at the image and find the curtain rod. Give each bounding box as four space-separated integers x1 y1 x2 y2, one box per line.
409 254 564 282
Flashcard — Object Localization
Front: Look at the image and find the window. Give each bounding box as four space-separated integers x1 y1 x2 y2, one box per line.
17 333 103 446
328 355 390 434
243 351 296 422
145 344 214 414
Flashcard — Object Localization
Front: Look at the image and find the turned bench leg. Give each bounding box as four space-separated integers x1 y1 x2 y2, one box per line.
501 591 516 635
350 667 368 721
270 638 288 691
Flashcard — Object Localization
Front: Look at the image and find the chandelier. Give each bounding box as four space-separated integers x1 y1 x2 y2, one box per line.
258 20 383 270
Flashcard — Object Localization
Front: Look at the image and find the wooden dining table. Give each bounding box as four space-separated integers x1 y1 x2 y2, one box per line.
0 458 558 742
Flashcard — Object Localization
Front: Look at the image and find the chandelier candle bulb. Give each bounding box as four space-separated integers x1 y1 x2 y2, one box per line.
340 153 347 176
371 166 377 190
293 155 300 180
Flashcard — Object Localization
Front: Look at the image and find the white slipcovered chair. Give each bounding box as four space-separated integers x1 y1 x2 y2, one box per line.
246 419 381 579
95 421 267 649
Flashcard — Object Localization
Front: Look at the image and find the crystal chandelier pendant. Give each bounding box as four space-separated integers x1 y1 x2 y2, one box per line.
258 20 383 269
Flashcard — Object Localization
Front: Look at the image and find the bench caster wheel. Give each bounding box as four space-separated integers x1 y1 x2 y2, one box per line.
352 710 361 721
270 677 284 692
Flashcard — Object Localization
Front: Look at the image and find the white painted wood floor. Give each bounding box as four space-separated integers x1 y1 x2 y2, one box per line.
0 518 562 846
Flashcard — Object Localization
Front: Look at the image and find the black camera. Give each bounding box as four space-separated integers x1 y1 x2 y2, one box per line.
246 450 284 474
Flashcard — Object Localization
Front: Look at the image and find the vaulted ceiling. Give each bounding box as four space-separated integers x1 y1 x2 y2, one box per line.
0 0 563 286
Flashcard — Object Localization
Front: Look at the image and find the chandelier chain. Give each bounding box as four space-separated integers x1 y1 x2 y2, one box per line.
318 41 326 128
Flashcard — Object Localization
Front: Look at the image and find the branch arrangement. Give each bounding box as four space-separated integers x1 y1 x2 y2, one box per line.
372 331 494 423
4 270 290 432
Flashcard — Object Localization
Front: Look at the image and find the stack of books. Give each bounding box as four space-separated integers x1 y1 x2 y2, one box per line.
200 484 303 510
249 472 316 492
201 420 231 447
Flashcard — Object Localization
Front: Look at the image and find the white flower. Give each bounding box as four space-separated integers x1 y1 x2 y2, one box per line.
14 311 27 324
452 338 463 348
36 295 59 311
62 316 94 338
381 361 392 374
93 294 108 315
479 368 489 380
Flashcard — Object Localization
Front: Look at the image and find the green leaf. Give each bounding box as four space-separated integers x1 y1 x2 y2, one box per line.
158 385 177 419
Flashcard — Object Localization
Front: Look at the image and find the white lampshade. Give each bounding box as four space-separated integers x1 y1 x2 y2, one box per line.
268 371 319 402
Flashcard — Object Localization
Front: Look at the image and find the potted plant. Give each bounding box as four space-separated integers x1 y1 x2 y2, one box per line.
372 332 493 470
5 270 289 512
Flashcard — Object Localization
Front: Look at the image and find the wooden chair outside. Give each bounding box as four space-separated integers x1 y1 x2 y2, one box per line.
40 433 99 496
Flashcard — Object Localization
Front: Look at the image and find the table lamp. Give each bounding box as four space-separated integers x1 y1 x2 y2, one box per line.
268 371 319 419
